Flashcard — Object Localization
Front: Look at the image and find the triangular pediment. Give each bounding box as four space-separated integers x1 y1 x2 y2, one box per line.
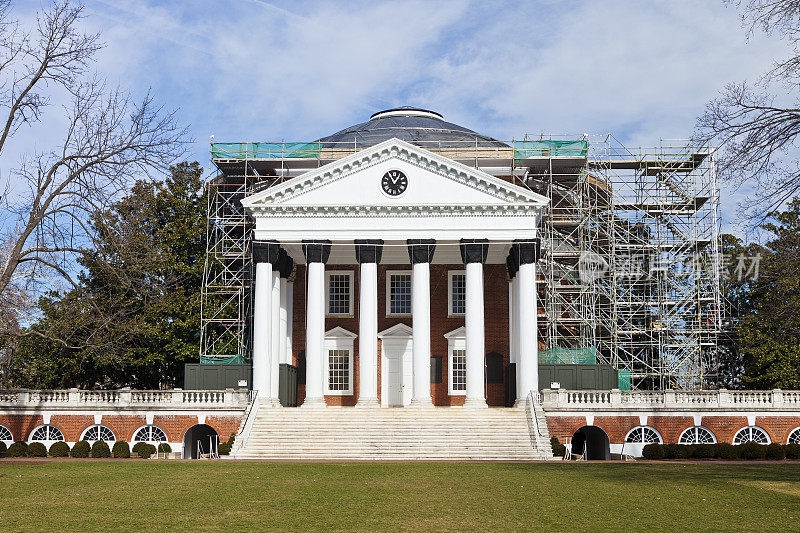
378 323 413 338
324 326 357 339
241 138 548 211
444 326 466 339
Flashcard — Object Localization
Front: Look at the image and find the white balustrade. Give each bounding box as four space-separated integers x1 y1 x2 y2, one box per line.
541 388 800 412
0 388 249 410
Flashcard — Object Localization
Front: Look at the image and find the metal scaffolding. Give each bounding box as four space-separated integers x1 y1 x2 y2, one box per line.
200 134 722 388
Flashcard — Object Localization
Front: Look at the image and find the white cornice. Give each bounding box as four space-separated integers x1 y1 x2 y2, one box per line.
245 203 541 217
241 138 549 208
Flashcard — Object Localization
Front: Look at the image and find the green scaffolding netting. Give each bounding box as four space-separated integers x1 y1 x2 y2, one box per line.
618 369 632 391
200 355 247 365
513 139 589 158
538 346 598 365
211 142 321 159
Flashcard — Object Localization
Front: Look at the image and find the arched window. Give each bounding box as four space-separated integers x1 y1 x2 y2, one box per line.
625 425 663 444
0 424 12 444
29 424 64 443
132 425 168 444
788 427 800 445
80 425 116 443
733 426 770 445
678 426 716 444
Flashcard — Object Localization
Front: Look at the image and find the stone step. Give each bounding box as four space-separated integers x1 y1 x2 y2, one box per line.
235 405 551 461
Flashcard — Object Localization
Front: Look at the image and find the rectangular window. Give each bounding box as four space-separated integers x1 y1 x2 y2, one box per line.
327 349 350 392
386 271 412 316
449 271 466 316
451 349 466 393
326 271 353 316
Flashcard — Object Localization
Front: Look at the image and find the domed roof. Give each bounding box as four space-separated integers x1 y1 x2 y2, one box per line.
317 107 507 149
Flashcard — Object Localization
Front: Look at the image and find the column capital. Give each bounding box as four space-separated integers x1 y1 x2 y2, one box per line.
253 240 281 265
302 239 332 263
506 254 518 279
407 239 436 264
511 238 541 266
277 248 294 278
355 239 384 264
460 238 489 264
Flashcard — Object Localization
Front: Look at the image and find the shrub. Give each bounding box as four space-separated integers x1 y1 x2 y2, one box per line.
112 441 130 459
158 442 171 454
641 443 664 459
131 441 146 455
27 442 47 457
0 441 6 457
765 443 786 460
786 443 800 460
549 437 566 458
7 441 28 458
739 442 766 460
137 443 156 459
49 441 70 457
714 443 740 460
91 440 111 458
692 444 714 459
71 440 90 458
219 434 236 456
663 443 691 459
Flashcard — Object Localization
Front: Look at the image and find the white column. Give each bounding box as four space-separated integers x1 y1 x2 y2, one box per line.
303 261 326 407
411 261 433 407
508 279 515 364
285 282 293 364
269 271 281 405
465 261 487 408
252 262 272 399
357 262 379 406
517 261 538 404
279 277 289 365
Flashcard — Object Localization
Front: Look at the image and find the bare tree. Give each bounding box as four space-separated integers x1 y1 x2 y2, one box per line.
0 1 186 344
697 0 800 225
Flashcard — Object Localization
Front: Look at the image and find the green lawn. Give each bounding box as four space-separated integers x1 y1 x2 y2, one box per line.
0 461 798 531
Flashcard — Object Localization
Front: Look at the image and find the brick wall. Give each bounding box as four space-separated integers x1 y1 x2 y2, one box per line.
50 415 94 442
0 414 42 442
545 414 800 445
0 413 242 444
292 263 513 407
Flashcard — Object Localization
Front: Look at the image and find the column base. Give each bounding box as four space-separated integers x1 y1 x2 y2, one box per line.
463 397 488 409
355 398 380 408
513 398 528 409
300 397 327 408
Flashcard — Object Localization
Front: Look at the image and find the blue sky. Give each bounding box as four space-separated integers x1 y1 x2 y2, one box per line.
4 0 791 232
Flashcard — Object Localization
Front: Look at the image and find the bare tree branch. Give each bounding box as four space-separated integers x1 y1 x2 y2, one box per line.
0 1 188 361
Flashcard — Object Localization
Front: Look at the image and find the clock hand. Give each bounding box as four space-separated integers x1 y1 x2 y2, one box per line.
391 176 398 184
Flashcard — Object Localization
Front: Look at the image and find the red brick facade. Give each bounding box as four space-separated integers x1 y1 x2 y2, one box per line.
293 263 513 407
547 415 800 445
0 414 241 444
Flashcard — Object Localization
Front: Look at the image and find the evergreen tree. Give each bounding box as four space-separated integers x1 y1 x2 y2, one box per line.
8 162 206 389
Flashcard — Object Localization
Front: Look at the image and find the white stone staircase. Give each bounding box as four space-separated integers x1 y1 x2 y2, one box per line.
231 402 554 461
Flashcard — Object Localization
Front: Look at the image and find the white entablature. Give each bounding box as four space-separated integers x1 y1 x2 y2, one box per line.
241 138 548 241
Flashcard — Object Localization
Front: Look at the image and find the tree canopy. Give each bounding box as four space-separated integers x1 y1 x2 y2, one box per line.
5 162 206 389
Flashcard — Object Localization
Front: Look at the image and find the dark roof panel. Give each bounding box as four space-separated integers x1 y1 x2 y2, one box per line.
317 107 507 149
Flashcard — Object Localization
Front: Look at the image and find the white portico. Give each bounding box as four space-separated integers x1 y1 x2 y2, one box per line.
241 138 548 408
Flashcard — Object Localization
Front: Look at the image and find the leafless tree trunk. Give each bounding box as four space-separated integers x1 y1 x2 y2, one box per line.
0 1 187 342
697 0 800 225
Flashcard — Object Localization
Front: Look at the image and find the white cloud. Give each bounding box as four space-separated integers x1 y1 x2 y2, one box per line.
5 0 794 229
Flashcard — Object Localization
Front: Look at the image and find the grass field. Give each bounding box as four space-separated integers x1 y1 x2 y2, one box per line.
0 460 798 531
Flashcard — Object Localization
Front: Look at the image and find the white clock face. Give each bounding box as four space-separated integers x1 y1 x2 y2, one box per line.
381 169 408 196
